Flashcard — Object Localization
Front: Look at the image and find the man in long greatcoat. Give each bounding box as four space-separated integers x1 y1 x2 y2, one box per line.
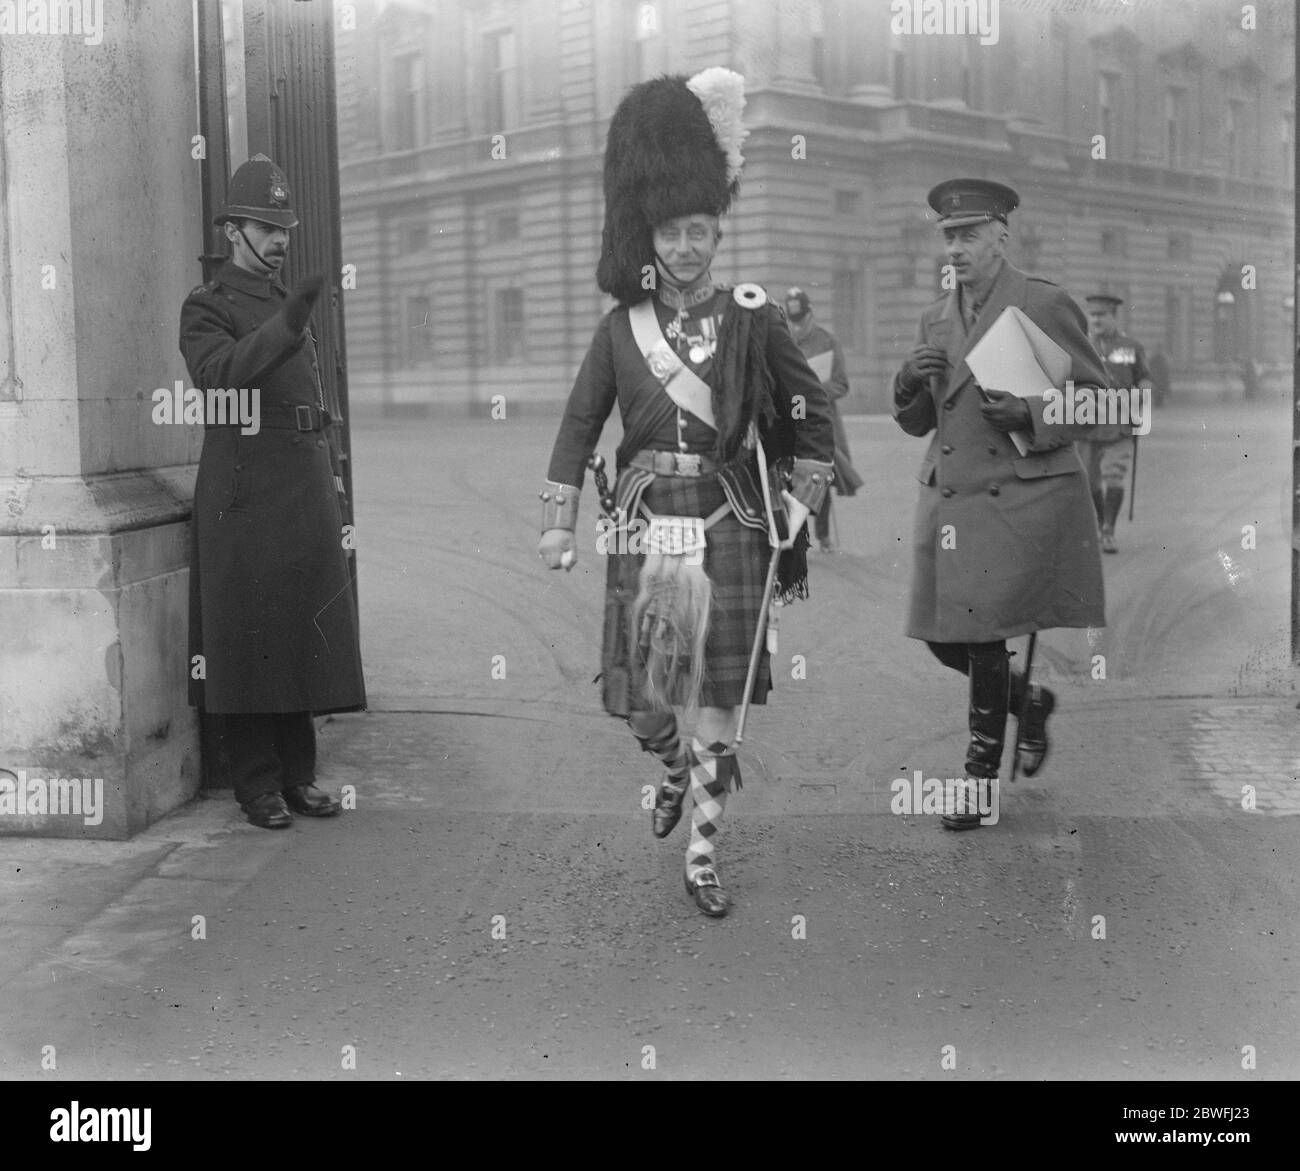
180 155 365 829
893 178 1109 829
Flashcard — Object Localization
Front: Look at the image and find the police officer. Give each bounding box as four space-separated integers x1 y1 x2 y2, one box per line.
893 179 1110 829
180 155 365 829
784 288 864 552
1078 293 1152 553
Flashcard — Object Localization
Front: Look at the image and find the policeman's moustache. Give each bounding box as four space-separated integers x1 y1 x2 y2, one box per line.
236 224 280 272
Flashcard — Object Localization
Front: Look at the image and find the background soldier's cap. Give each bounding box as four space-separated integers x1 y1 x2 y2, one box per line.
1085 293 1124 308
927 178 1020 229
214 153 299 229
784 287 811 320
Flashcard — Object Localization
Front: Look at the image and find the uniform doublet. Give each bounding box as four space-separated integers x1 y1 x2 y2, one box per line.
546 286 836 714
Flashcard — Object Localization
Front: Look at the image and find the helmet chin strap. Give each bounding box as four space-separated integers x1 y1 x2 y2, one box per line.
235 224 278 273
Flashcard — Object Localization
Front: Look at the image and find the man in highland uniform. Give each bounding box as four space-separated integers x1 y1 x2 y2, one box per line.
537 69 835 916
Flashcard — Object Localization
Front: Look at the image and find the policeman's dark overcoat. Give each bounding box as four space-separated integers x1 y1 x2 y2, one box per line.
893 262 1110 643
180 262 365 714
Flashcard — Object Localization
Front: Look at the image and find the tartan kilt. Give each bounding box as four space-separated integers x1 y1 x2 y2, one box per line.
600 472 772 716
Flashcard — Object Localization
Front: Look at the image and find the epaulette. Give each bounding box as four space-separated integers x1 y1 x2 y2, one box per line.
730 282 769 310
188 279 219 298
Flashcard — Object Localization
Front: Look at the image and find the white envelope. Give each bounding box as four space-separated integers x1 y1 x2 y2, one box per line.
964 306 1072 456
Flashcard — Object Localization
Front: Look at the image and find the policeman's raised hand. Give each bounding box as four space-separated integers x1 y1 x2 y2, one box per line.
979 387 1032 433
901 344 948 391
539 528 577 571
284 274 325 334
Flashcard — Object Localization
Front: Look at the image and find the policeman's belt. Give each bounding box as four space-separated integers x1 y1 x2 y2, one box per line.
253 404 331 432
628 449 720 477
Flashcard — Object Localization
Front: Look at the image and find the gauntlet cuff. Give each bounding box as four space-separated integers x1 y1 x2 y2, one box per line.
788 459 834 514
539 482 580 531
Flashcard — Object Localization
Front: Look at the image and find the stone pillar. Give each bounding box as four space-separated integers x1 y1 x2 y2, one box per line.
0 2 203 838
843 0 893 104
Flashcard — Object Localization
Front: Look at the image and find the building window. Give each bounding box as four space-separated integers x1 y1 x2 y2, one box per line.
1164 286 1188 361
1225 99 1243 175
633 2 667 81
1166 87 1187 166
1282 112 1295 187
1100 227 1127 257
831 264 862 350
1214 277 1242 364
493 288 526 362
1168 233 1192 263
403 293 434 365
1098 72 1119 153
399 223 429 253
834 189 861 217
388 51 422 151
891 49 907 100
485 28 519 130
490 211 520 241
810 1 826 88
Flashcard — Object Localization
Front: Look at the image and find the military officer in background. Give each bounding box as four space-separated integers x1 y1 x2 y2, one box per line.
784 288 864 552
1078 293 1153 553
893 178 1111 829
180 155 365 829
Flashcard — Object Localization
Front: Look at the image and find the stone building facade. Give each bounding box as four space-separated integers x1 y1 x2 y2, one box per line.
336 0 1295 413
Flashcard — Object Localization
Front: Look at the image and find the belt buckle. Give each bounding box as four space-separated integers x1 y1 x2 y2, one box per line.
674 453 702 476
295 405 314 431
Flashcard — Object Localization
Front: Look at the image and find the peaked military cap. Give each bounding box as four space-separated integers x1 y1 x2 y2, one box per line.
215 153 298 229
1084 293 1124 308
927 178 1020 229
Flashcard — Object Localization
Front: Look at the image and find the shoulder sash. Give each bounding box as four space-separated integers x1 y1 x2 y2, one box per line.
628 299 716 431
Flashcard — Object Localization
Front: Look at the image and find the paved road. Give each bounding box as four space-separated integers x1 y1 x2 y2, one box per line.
2 396 1296 1080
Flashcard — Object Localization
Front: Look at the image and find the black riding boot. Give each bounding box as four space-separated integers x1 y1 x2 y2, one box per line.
1103 485 1124 532
944 644 1009 830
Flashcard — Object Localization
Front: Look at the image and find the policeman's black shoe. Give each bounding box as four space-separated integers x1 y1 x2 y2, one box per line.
242 793 293 829
283 784 342 817
941 778 989 831
1016 685 1056 777
684 868 730 917
651 782 687 839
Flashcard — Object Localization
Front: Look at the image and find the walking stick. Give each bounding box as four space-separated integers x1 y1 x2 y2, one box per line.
735 430 784 747
1128 433 1138 523
1009 631 1037 784
734 547 782 746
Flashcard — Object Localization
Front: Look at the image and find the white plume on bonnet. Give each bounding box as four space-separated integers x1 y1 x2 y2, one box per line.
686 67 748 187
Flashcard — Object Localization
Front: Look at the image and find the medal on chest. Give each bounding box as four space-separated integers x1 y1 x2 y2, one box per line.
667 312 718 365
